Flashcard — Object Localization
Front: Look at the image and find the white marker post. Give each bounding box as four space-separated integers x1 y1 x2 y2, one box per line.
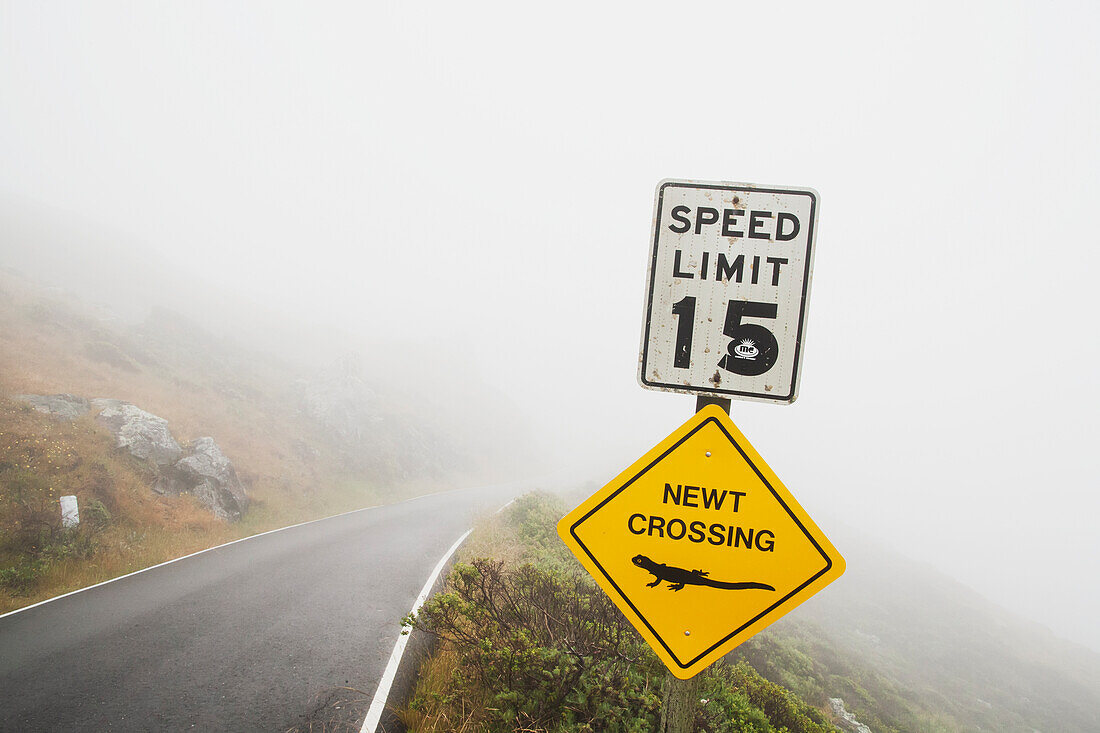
60 495 79 528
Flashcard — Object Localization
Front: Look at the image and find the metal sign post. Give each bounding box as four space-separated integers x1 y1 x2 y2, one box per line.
660 396 731 733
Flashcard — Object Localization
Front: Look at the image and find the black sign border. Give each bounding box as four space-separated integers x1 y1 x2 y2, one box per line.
638 180 818 403
569 415 833 670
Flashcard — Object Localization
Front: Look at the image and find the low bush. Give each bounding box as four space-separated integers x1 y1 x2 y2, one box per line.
1 467 64 555
406 557 662 731
0 557 48 595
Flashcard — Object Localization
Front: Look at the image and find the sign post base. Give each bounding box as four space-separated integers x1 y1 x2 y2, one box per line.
659 671 700 732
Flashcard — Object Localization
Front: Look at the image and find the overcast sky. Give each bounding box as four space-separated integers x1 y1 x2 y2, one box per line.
2 2 1099 651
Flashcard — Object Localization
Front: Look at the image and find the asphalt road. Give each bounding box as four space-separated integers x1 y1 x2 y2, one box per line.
0 482 523 732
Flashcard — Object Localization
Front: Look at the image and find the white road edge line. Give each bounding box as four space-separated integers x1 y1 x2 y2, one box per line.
360 527 473 733
360 497 516 732
0 486 459 622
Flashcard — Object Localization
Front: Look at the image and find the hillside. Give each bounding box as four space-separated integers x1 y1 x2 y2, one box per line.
0 267 531 612
730 526 1100 733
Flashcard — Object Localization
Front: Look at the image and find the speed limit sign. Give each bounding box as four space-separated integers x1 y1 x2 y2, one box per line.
638 179 819 404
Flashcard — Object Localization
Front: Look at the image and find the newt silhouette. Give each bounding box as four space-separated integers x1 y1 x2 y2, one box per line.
632 554 775 592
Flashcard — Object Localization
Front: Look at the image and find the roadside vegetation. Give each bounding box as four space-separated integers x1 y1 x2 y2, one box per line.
400 492 839 732
398 491 1100 733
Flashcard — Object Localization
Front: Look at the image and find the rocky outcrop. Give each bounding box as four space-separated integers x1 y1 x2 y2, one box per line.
86 398 247 521
14 393 91 420
92 398 183 467
164 438 249 521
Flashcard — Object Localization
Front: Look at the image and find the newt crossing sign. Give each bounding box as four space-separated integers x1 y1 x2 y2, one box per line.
639 179 818 403
557 405 844 679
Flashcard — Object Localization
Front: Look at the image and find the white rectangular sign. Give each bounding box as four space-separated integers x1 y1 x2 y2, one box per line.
639 179 818 403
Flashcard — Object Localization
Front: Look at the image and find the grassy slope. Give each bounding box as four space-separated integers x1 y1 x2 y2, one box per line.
730 529 1100 733
0 268 480 612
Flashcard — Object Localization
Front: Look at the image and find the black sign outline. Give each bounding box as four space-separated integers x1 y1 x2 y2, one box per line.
568 415 834 670
638 180 818 403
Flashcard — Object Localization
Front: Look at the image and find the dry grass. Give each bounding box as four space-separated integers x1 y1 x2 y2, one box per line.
396 645 490 733
455 509 523 565
0 395 241 612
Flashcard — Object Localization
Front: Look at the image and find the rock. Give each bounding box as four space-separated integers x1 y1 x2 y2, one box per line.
296 354 380 445
92 399 182 467
169 437 249 522
84 398 247 522
14 393 90 420
829 698 873 733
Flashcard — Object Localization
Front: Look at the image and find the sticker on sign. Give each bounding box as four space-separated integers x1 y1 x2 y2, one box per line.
638 179 819 403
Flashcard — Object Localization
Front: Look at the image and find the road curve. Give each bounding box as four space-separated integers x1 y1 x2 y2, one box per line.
0 482 523 732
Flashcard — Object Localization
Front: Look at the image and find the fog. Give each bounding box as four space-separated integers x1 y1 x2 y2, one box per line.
2 2 1098 652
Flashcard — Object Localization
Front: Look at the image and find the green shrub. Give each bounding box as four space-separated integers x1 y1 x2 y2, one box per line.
697 679 772 733
84 499 112 531
719 661 834 733
1 468 60 554
0 557 48 595
508 490 566 552
406 557 663 731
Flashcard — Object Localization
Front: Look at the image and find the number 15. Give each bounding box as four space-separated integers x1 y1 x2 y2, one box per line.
670 298 779 376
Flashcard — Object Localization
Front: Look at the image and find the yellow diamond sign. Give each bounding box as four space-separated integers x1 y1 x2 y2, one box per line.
558 405 844 679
